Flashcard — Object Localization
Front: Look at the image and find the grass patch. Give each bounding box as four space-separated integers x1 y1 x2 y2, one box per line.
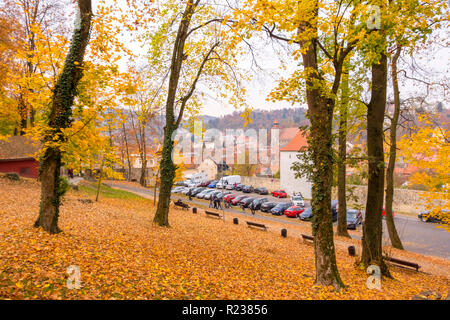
77 181 144 200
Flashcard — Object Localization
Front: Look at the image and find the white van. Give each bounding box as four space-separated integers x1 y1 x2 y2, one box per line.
292 192 305 207
216 175 241 189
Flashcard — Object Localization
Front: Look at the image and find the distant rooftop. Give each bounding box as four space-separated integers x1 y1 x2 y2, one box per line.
280 130 308 152
0 136 40 161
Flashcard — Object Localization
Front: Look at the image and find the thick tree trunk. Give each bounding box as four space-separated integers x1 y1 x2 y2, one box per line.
34 148 62 233
385 45 404 250
153 1 198 226
337 66 351 238
34 0 92 234
298 11 345 289
361 52 390 276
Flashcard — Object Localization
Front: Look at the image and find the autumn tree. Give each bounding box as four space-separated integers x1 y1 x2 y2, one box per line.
399 114 449 231
152 0 247 227
34 0 92 233
122 65 165 187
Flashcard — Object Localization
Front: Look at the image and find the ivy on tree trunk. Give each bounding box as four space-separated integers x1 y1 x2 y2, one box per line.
34 0 92 234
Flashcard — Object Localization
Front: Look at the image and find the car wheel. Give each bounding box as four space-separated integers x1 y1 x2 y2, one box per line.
420 216 427 222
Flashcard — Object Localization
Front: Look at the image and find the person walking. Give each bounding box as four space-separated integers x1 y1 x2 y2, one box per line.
209 193 214 208
250 203 256 215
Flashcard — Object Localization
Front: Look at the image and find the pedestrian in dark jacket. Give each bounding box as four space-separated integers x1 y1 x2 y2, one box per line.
209 194 214 208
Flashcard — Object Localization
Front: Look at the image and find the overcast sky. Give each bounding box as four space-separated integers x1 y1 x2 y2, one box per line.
93 0 449 118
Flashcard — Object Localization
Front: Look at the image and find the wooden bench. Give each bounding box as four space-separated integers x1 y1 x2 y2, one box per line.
205 210 222 219
246 221 267 231
384 256 420 271
174 200 190 211
301 234 314 243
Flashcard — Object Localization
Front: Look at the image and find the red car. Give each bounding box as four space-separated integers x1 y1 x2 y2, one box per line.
272 190 287 198
224 194 236 203
284 206 305 218
231 195 248 205
382 208 395 217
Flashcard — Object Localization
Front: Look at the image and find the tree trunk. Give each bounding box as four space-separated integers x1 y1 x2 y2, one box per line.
385 45 404 250
122 123 132 181
361 51 390 276
34 0 92 234
298 11 345 289
139 127 147 186
337 65 351 238
153 1 198 227
35 148 62 233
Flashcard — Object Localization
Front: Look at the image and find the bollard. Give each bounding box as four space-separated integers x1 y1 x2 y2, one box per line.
281 229 287 238
233 218 238 225
348 245 356 256
192 207 197 214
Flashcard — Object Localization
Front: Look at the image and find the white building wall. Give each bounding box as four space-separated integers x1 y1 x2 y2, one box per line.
280 151 312 199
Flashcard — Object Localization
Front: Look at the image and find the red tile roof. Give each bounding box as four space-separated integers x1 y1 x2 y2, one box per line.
280 130 308 152
0 136 40 161
279 127 300 141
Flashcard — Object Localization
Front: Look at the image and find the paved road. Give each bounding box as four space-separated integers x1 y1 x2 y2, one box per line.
111 183 450 260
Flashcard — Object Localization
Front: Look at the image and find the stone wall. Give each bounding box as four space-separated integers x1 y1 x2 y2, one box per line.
333 184 440 214
241 176 280 191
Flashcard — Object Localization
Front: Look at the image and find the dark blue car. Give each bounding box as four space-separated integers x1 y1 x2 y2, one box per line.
299 201 338 222
270 202 292 216
207 180 218 188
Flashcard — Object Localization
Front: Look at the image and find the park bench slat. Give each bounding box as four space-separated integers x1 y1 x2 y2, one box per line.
384 256 420 271
205 210 222 219
301 234 314 242
246 221 267 231
174 200 190 210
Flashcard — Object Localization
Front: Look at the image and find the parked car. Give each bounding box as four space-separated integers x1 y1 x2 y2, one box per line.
239 197 256 208
270 202 292 216
216 175 241 189
231 195 248 205
254 187 268 195
204 190 221 200
249 198 269 210
382 208 395 217
182 187 195 195
197 189 215 199
418 209 449 223
200 180 213 187
224 194 236 203
235 184 244 191
300 201 338 222
346 209 363 230
171 186 184 193
225 184 235 190
299 207 313 221
284 206 305 218
291 193 305 207
207 180 218 188
190 187 206 196
242 185 254 193
260 201 277 212
272 190 287 198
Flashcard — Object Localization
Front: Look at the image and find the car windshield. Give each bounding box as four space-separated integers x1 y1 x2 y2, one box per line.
292 196 303 201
